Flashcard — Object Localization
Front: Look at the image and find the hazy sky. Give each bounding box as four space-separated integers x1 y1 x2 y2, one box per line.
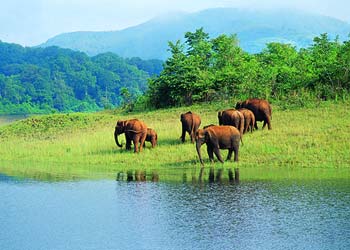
1 0 349 46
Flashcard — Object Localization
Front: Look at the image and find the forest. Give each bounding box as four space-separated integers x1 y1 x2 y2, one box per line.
0 42 162 114
1 28 349 114
146 29 350 109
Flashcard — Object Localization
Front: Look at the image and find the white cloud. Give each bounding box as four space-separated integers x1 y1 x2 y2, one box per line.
0 0 349 46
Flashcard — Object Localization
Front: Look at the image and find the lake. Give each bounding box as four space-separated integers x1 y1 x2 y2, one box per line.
0 114 29 126
1 172 349 250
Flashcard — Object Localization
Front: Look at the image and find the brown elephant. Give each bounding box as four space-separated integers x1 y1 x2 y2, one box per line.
217 109 244 136
114 119 148 153
235 98 272 130
195 125 241 165
237 108 255 133
145 128 158 148
180 111 201 143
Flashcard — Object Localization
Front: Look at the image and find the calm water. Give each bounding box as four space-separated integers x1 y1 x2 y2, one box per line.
1 174 349 250
0 114 29 126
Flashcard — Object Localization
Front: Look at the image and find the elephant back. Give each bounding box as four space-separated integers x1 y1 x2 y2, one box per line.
237 98 271 122
180 111 201 129
206 125 240 139
126 119 147 133
220 109 239 126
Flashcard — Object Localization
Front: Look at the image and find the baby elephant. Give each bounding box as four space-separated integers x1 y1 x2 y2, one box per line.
195 125 241 165
145 128 158 148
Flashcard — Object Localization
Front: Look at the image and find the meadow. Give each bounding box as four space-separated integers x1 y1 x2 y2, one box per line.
0 101 349 181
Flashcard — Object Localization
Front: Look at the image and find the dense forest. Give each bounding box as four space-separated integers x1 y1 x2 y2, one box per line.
1 28 350 114
145 29 350 109
0 41 163 114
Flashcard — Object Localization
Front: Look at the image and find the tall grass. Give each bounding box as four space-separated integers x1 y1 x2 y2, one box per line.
0 101 349 180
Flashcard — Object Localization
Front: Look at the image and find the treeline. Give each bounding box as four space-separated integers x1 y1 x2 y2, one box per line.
145 28 350 109
0 41 163 114
1 28 350 114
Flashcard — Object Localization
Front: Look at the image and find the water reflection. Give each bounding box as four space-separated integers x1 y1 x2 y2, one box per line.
0 114 29 126
0 173 349 250
115 167 240 185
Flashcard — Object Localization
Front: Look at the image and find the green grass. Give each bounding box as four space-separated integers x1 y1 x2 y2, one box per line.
0 101 349 181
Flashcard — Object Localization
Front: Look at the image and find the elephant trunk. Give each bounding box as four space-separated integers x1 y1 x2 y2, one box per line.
114 129 123 148
196 141 204 165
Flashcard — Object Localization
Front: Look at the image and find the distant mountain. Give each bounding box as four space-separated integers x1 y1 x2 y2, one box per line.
39 8 350 60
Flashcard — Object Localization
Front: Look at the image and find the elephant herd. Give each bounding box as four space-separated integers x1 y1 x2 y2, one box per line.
114 98 272 165
114 119 157 153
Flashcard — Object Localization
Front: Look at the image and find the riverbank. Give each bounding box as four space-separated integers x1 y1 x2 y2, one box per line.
0 101 349 181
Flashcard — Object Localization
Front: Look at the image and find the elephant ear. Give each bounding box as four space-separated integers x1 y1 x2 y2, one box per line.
116 120 127 131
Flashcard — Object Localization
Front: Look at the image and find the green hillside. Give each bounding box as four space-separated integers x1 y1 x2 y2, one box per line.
0 42 162 114
39 8 350 59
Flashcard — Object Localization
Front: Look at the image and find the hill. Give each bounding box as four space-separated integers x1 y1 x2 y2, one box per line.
39 8 350 59
0 41 162 114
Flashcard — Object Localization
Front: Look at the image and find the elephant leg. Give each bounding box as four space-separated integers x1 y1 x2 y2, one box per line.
133 136 139 153
190 131 195 143
181 127 186 143
207 146 214 163
126 138 132 150
233 147 239 162
139 132 147 152
227 149 233 161
213 147 224 163
266 116 272 130
244 120 249 134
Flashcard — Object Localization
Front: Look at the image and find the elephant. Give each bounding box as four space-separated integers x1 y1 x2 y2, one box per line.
195 125 241 165
145 128 158 148
114 119 148 153
237 108 255 133
217 109 244 136
235 98 272 130
180 111 201 143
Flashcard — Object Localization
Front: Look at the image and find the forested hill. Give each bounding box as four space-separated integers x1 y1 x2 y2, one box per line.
0 41 163 114
39 8 350 59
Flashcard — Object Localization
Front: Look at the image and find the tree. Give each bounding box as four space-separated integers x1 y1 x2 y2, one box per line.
148 29 216 107
308 33 342 99
258 42 299 99
120 87 134 111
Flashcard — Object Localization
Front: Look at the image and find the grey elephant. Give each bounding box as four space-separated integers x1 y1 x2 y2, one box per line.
180 111 201 143
114 119 148 153
195 125 241 165
237 108 255 133
235 98 272 130
217 109 244 136
145 128 158 148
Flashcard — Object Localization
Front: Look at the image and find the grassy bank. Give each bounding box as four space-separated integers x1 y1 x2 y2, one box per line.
0 101 349 181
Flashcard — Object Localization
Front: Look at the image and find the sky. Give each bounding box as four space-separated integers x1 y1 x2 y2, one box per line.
1 0 349 46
